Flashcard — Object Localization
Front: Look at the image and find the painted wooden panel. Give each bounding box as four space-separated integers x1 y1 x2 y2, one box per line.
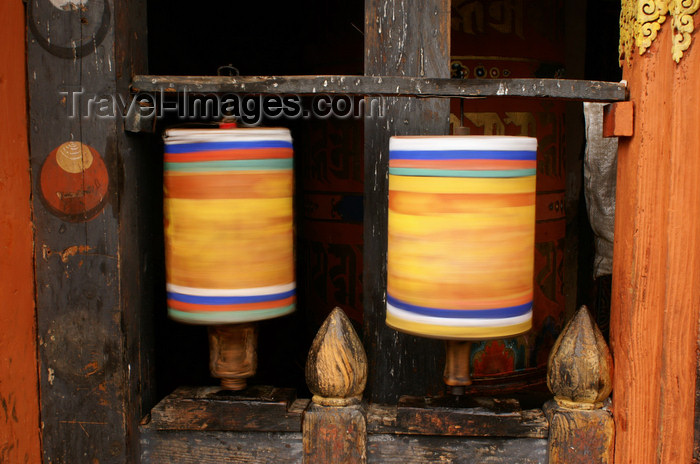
0 1 42 462
26 0 154 462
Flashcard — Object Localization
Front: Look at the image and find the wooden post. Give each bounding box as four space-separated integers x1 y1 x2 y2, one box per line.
363 0 450 404
303 307 367 463
26 0 154 462
613 13 700 464
545 306 614 464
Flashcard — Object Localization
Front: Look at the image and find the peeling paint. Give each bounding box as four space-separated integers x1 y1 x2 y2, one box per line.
42 244 94 263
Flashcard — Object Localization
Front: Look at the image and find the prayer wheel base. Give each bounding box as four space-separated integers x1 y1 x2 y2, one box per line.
444 340 473 396
209 323 258 391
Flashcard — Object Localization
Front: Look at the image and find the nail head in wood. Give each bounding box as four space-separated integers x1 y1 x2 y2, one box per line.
305 307 367 406
547 306 613 409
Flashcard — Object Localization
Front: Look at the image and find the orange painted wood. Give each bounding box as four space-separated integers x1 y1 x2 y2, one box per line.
0 1 42 462
611 24 700 464
659 29 700 464
603 102 634 137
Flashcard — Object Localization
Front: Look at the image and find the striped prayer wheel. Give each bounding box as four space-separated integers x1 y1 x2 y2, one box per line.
386 136 537 392
163 126 295 389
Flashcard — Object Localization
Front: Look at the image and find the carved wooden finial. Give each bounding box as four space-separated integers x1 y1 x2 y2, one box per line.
209 323 257 391
305 307 367 406
547 306 613 409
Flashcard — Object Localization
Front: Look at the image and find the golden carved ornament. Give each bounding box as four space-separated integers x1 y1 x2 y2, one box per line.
670 0 700 61
620 0 699 64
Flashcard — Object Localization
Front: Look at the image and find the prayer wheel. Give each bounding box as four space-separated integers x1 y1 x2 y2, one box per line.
386 135 537 389
163 126 295 389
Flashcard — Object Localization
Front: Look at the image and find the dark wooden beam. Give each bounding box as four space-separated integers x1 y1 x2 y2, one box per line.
131 75 627 100
26 0 155 462
140 426 304 464
140 424 548 464
367 397 548 438
367 435 547 463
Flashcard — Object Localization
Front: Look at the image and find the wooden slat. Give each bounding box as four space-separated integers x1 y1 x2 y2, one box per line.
140 424 548 464
131 75 627 100
140 426 303 464
362 0 449 404
366 397 548 438
114 0 161 453
367 435 547 464
149 386 306 432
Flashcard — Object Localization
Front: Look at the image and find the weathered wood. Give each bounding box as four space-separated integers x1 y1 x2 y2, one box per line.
0 2 41 462
131 75 627 101
367 435 547 463
27 0 153 461
603 102 634 137
612 21 700 464
140 422 549 464
305 307 367 407
140 424 303 464
363 0 450 405
544 400 614 464
547 306 612 408
149 386 306 432
209 324 257 390
546 306 614 463
114 3 159 450
303 403 367 464
366 396 548 438
304 307 368 463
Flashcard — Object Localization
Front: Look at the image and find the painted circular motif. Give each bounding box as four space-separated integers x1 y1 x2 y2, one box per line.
39 141 109 222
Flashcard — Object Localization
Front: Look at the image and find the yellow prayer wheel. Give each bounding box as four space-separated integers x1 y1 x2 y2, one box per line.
163 127 295 325
386 136 537 341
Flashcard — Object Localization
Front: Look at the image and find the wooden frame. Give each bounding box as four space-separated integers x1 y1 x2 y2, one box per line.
130 75 626 100
21 0 700 462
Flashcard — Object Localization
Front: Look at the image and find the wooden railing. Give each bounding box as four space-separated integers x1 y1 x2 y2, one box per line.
140 305 613 463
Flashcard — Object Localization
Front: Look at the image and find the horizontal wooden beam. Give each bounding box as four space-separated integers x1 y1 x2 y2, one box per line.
140 427 304 464
367 396 549 438
367 435 547 463
140 426 548 464
131 75 627 101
